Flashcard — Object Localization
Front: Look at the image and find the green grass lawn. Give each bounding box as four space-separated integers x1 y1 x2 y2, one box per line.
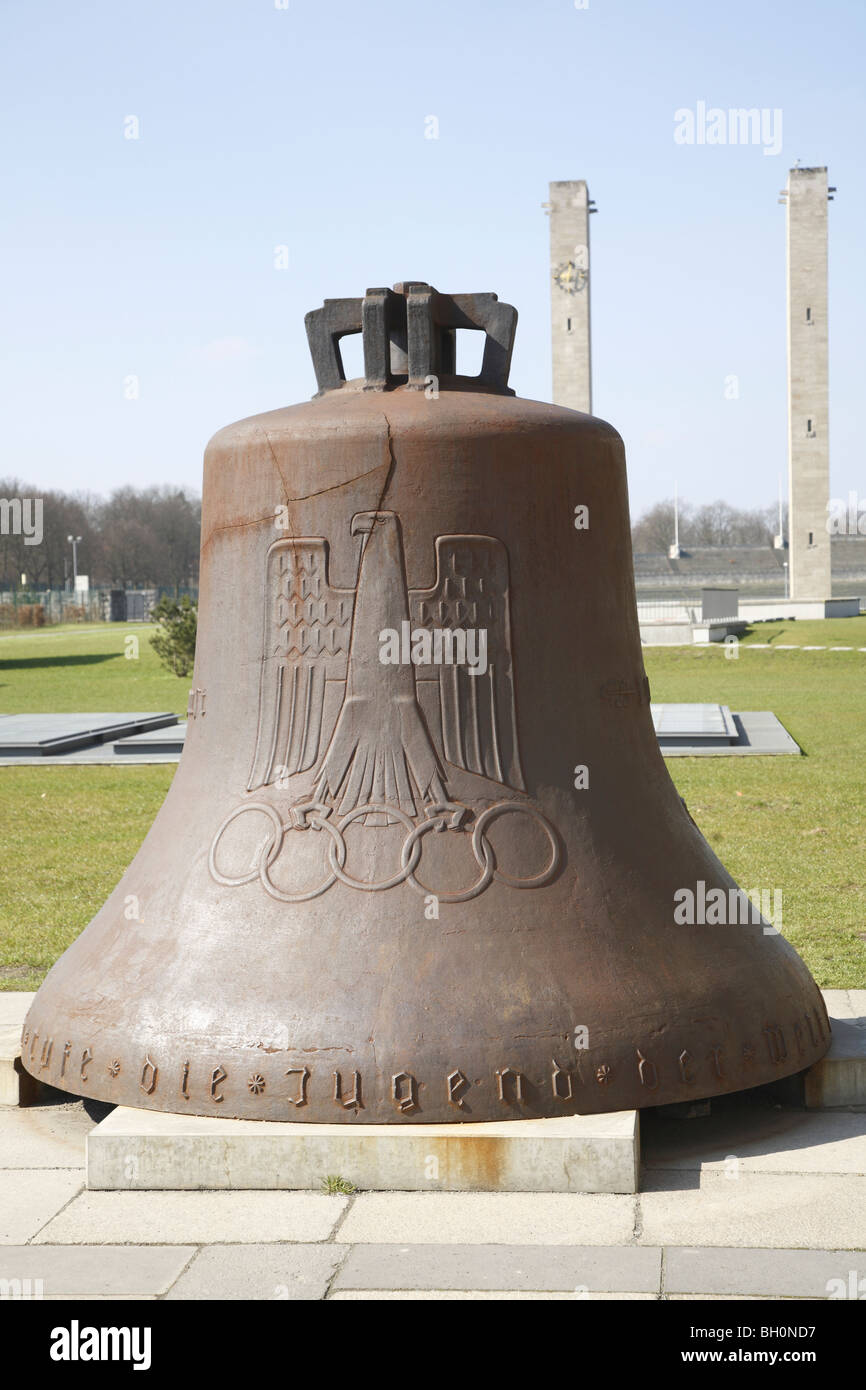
0 622 190 716
646 617 866 988
0 622 185 989
0 764 175 990
0 618 864 990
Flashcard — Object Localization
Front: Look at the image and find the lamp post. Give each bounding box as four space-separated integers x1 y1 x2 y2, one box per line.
67 535 82 594
668 480 682 559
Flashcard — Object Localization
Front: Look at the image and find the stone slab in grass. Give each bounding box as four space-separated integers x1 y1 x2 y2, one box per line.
113 723 187 755
660 710 801 757
0 712 176 756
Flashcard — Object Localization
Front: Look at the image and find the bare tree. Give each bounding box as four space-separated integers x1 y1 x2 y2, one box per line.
630 499 686 553
0 478 201 592
632 496 782 552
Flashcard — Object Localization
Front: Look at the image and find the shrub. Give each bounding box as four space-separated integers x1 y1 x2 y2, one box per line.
150 595 198 677
16 604 46 627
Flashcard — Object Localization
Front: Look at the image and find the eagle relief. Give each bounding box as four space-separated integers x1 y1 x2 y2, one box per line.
209 510 560 902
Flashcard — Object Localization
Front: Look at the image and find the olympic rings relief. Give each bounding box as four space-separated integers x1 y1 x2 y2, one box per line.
208 799 561 905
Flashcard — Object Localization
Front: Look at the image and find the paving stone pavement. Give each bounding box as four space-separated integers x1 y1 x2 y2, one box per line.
1 1094 865 1299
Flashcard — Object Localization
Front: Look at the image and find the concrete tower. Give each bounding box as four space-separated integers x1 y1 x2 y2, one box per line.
547 180 595 412
784 166 833 599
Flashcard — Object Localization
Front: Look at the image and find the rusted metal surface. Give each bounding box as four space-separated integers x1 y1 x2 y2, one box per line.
21 283 830 1122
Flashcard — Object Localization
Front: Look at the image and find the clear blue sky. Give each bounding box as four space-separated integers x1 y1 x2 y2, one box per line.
1 0 863 516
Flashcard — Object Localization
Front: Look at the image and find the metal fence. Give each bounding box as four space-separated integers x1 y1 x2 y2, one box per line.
636 600 700 625
0 586 198 628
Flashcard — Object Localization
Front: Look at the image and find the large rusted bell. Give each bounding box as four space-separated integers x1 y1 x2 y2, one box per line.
22 282 830 1122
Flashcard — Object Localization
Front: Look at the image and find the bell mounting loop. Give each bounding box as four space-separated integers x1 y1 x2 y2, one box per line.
305 282 517 396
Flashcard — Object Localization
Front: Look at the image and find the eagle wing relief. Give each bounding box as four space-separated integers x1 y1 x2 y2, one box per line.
212 519 559 904
246 538 355 792
410 535 525 793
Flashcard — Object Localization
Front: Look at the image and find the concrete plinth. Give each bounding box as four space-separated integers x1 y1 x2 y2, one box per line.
804 994 866 1108
739 597 861 621
87 1107 640 1194
639 621 746 646
0 994 42 1106
0 1036 41 1106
